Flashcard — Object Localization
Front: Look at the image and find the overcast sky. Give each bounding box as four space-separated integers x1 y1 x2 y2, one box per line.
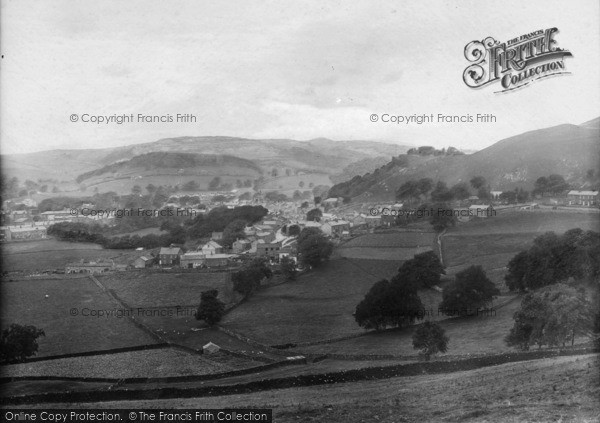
1 0 599 154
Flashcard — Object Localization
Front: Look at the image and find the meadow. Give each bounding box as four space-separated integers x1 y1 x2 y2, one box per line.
1 347 228 378
0 278 157 357
1 239 137 273
99 271 234 308
221 258 450 346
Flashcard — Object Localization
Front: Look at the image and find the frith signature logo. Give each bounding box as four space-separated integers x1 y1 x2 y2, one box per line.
463 28 572 93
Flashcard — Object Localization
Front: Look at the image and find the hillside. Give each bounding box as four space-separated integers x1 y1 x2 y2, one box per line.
331 119 600 202
1 137 409 194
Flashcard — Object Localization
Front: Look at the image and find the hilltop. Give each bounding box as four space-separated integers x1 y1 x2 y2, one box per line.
330 118 600 202
1 137 409 195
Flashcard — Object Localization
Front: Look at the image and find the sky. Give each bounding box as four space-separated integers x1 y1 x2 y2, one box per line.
1 0 599 155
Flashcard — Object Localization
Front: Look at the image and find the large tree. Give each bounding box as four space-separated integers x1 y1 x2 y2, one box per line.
470 176 486 190
431 182 453 203
0 324 45 364
196 290 225 326
395 251 445 290
297 229 333 268
506 284 593 350
412 321 449 360
221 219 247 248
306 208 323 222
232 258 272 298
439 266 499 315
355 279 424 330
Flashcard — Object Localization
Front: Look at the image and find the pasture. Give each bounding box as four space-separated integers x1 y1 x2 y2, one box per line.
99 271 234 308
60 354 600 423
337 230 436 261
441 209 599 291
1 239 136 273
2 347 229 378
295 295 522 357
0 278 157 357
221 258 446 345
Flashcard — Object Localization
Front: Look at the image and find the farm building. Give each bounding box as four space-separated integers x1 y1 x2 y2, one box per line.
321 220 350 237
204 254 234 267
567 190 599 206
201 240 223 255
364 215 382 228
256 241 282 261
65 260 115 274
133 255 154 269
158 247 183 266
255 231 276 243
0 226 47 241
203 342 220 354
180 252 206 269
211 231 223 241
232 239 251 253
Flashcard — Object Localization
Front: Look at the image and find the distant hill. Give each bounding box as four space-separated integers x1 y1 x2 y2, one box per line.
1 137 410 194
330 119 600 202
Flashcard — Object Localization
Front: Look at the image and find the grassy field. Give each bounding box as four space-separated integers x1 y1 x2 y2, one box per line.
99 271 234 308
0 278 157 357
337 246 432 260
341 231 436 248
1 348 229 378
53 354 600 422
1 239 137 273
447 209 599 236
337 231 436 261
294 295 522 356
441 209 599 292
221 258 446 345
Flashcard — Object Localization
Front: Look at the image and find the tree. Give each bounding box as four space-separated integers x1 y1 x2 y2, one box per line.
449 182 471 201
280 256 297 281
439 266 499 316
355 279 424 330
430 204 456 232
287 224 301 237
297 229 333 268
505 251 530 292
196 290 225 326
431 182 453 203
145 184 157 195
395 251 445 290
506 284 593 350
412 321 449 360
222 219 247 248
499 190 517 204
396 180 420 204
0 324 45 363
306 208 323 222
417 178 434 197
470 176 486 190
232 258 272 298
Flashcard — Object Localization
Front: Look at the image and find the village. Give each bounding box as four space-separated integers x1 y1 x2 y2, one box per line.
1 187 598 277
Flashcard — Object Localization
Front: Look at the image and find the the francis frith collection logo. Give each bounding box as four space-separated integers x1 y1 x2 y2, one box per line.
463 28 572 93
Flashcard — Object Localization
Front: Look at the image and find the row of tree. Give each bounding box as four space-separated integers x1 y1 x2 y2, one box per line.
354 252 499 331
505 229 600 291
506 283 595 350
